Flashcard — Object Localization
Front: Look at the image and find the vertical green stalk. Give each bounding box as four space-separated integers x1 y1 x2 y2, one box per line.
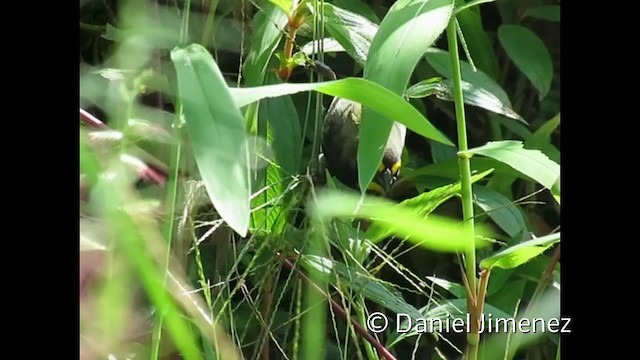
151 1 190 358
447 18 478 360
302 219 328 360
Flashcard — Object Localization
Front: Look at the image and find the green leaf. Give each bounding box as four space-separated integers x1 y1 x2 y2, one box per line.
310 190 490 253
406 77 524 121
319 3 379 67
261 73 302 174
473 185 526 238
300 255 423 320
498 25 553 99
425 49 512 107
480 233 560 270
243 3 288 86
266 0 292 14
359 0 455 193
461 140 560 191
366 169 493 242
455 0 500 79
455 0 495 14
229 78 452 146
524 5 560 22
334 0 380 24
525 113 560 149
171 44 251 236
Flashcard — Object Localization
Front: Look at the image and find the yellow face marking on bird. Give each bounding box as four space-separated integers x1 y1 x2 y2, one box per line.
391 161 401 176
377 163 386 173
367 182 386 195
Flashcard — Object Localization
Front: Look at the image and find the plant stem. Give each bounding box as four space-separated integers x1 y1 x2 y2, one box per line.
447 17 478 360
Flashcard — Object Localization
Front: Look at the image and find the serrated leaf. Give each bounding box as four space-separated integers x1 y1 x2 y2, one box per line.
525 113 560 149
171 44 250 236
406 78 524 121
462 140 559 191
366 169 493 241
474 185 526 238
359 0 455 193
480 233 560 270
229 78 452 146
498 25 553 99
310 190 490 252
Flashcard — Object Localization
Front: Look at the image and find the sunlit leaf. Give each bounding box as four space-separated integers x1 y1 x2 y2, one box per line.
461 140 559 191
229 78 452 146
310 190 490 252
480 233 560 270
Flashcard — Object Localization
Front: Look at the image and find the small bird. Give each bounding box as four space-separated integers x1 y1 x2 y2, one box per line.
321 97 406 196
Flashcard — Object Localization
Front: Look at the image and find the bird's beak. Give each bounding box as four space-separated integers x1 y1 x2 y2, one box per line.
377 168 394 194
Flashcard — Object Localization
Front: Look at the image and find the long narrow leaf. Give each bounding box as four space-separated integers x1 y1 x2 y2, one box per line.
359 0 455 192
229 78 452 146
171 44 251 236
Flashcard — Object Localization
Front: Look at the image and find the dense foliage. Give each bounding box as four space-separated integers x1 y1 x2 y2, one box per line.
80 1 561 359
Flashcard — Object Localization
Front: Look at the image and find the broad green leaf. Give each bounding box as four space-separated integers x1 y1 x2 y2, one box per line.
366 169 493 241
359 0 455 193
250 87 295 234
319 3 379 67
425 49 512 108
310 190 490 252
334 0 381 24
474 185 526 238
461 140 560 191
455 0 500 80
171 44 250 236
406 77 524 121
229 78 452 146
480 233 560 270
300 255 423 320
498 25 553 99
261 73 302 174
426 276 466 298
243 3 288 86
524 5 560 22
